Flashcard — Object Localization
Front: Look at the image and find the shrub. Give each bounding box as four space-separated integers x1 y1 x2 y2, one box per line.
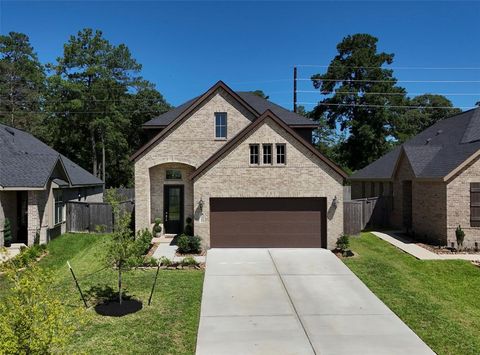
176 234 202 254
3 244 47 271
34 230 40 245
0 265 82 354
152 218 162 235
336 235 350 255
455 225 465 250
133 229 153 256
181 256 198 267
184 217 193 236
159 256 172 267
3 218 12 247
143 256 158 267
177 234 191 254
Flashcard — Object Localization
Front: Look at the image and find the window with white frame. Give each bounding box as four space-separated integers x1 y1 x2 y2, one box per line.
54 189 65 225
215 112 227 139
276 144 286 164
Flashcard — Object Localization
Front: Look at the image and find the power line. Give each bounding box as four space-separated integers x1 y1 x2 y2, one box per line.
295 64 480 70
295 102 477 110
303 78 480 83
295 91 480 96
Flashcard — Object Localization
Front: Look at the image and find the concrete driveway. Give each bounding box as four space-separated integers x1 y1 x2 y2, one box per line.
196 248 434 355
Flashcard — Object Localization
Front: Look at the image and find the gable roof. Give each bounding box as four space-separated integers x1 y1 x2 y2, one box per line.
350 107 480 181
190 110 347 181
0 124 104 189
141 85 316 129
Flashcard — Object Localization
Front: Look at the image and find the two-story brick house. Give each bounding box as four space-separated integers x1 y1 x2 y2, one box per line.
131 81 346 249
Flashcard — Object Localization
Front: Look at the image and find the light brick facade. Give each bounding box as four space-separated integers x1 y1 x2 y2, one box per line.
352 150 480 247
134 89 345 249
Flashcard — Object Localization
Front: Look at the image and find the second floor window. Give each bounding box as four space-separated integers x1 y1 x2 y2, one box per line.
276 144 286 164
250 144 259 164
215 112 227 139
263 144 272 164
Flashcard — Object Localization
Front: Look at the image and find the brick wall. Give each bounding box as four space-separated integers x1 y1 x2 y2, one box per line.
135 90 254 231
193 117 344 249
0 192 17 246
446 155 480 248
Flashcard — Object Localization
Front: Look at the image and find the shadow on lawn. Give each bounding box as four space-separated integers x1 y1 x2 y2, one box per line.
85 285 143 317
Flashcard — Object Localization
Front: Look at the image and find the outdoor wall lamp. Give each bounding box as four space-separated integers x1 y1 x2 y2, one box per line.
332 196 338 208
198 197 204 212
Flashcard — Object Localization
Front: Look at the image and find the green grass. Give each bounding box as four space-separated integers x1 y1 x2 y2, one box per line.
344 232 480 355
1 233 204 354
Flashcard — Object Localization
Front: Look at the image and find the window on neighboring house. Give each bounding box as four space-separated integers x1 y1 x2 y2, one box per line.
370 182 375 197
276 144 286 164
470 183 480 227
379 182 384 196
166 170 182 180
215 112 227 139
263 144 272 164
250 144 259 165
361 182 366 197
54 189 65 225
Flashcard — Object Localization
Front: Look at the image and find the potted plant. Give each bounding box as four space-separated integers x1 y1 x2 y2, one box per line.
3 218 12 247
152 218 162 237
455 225 465 251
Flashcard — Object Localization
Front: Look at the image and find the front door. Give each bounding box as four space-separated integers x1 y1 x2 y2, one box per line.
17 191 28 243
163 185 184 235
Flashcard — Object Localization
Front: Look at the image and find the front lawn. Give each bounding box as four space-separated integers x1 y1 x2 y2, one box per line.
1 233 204 354
344 232 480 355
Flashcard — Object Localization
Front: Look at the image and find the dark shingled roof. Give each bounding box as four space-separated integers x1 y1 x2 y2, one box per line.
142 91 315 128
0 124 104 188
350 108 480 180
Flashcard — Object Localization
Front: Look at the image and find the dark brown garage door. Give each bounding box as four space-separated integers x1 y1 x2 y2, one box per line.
210 197 327 248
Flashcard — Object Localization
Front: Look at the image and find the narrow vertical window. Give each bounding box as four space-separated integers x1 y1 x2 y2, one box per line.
250 144 259 165
54 189 65 225
471 183 480 227
276 144 286 164
262 144 272 164
215 112 227 139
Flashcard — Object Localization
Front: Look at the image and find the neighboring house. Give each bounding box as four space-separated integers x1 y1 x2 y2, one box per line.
350 107 480 248
132 81 346 249
0 124 104 247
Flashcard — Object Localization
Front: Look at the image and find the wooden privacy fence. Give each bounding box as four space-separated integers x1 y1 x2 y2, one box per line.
344 196 393 235
66 201 134 233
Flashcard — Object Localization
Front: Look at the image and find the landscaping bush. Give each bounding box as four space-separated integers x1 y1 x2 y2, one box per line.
181 256 198 267
159 256 172 267
456 225 465 250
336 235 350 256
2 244 48 271
176 234 202 254
142 256 158 267
134 229 153 256
152 218 162 236
184 217 193 236
3 218 12 247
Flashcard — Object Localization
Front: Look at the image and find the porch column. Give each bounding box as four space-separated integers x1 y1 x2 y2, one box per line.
27 190 48 245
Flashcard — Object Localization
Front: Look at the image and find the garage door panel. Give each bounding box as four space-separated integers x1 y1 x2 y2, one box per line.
210 198 326 248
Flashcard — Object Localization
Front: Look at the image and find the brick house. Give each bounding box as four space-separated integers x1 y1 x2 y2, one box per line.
350 107 480 248
131 81 347 249
0 124 104 247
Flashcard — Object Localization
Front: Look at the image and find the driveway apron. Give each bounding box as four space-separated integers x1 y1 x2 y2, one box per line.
196 248 434 355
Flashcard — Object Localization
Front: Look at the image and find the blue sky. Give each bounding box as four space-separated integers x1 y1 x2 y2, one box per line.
1 1 480 110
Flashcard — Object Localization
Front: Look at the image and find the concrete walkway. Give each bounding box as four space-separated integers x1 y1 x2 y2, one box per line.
0 243 27 263
372 231 480 261
196 248 434 355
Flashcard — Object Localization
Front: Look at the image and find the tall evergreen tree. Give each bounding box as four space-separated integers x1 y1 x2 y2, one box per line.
310 34 407 171
45 29 169 186
394 94 461 142
0 32 45 132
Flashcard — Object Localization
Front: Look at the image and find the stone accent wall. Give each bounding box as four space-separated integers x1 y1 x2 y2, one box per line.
149 163 194 229
135 90 254 231
193 117 344 249
446 155 480 248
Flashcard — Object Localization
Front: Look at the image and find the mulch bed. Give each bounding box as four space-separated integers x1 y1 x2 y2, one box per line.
333 249 356 259
417 242 480 255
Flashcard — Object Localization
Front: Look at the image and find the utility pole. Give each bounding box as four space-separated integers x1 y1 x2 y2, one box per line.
293 66 297 113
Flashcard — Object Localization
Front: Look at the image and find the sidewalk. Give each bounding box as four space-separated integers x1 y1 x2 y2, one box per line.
371 231 480 261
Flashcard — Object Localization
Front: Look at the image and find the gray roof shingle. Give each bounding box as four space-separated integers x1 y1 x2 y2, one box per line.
0 124 104 188
350 108 480 180
142 91 315 128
